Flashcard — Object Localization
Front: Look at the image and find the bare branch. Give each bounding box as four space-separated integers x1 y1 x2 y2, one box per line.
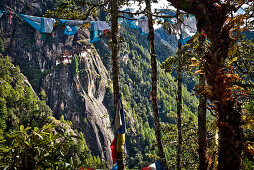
119 10 145 16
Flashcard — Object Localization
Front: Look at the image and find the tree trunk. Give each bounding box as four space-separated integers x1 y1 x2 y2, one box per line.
205 34 243 170
110 0 125 169
110 0 120 106
165 1 244 169
145 0 168 169
198 36 208 170
176 40 182 170
217 101 243 170
198 73 207 170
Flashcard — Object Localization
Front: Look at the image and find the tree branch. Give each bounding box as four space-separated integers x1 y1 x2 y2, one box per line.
232 82 254 88
118 10 145 16
77 1 107 7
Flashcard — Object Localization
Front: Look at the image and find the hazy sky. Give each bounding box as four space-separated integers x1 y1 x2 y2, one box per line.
122 0 175 12
121 0 175 29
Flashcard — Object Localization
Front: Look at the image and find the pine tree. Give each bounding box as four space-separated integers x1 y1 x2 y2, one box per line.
144 0 168 169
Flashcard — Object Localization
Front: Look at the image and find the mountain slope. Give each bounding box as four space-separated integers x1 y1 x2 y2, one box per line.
94 24 199 168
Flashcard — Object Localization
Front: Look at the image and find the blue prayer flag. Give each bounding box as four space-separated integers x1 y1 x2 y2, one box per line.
18 14 55 33
58 19 88 35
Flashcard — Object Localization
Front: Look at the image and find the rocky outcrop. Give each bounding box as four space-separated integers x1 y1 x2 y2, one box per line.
41 47 114 165
0 0 115 165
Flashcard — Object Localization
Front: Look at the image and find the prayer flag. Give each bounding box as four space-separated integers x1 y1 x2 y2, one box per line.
110 136 117 164
58 19 88 35
113 98 126 134
18 14 55 33
138 19 149 35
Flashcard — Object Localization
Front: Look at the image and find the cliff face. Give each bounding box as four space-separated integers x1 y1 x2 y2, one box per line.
0 0 114 165
41 48 114 164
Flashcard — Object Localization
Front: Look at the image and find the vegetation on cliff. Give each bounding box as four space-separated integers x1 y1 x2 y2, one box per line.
0 56 105 169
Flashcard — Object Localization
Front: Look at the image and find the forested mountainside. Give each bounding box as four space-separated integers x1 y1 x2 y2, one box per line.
94 24 199 168
0 0 254 169
6 0 254 169
0 56 105 169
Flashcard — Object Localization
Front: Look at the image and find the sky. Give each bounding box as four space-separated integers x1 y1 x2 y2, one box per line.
121 1 250 29
122 0 175 12
121 0 175 29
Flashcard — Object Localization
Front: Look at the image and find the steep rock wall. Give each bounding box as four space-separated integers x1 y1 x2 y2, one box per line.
41 48 114 165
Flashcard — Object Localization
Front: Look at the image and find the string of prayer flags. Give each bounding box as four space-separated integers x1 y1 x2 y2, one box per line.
125 19 147 35
164 17 182 39
118 25 121 34
0 9 197 44
58 19 89 35
18 14 56 33
90 28 103 43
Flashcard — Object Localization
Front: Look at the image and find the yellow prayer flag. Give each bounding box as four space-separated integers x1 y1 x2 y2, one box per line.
116 133 125 152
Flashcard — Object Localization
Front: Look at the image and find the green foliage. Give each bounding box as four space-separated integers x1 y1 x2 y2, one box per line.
39 88 47 102
44 0 98 20
14 57 52 92
243 157 254 170
230 38 254 83
161 113 198 169
0 56 104 168
0 56 52 130
0 37 4 53
0 98 7 130
0 123 104 169
71 54 80 76
162 33 207 74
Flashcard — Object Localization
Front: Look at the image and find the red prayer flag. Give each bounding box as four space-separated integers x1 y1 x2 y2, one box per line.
110 136 117 164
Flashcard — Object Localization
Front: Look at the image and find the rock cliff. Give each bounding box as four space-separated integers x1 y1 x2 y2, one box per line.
0 0 114 165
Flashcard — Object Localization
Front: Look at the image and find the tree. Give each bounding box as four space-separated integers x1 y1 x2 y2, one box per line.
109 0 126 169
165 0 251 169
175 9 183 170
0 123 104 169
144 0 168 169
196 35 208 170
